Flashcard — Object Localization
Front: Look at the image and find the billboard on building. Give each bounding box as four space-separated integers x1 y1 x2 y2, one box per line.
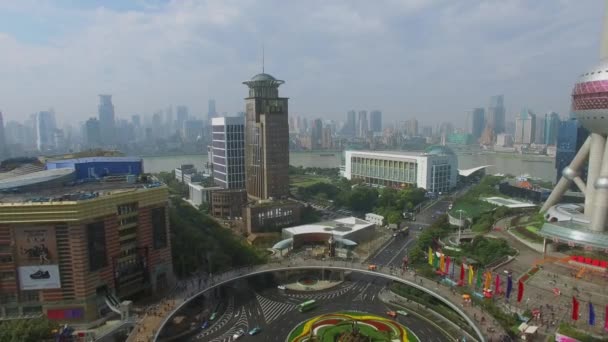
17 265 61 290
14 226 61 290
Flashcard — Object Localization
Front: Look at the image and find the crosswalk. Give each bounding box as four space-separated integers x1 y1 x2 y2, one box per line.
255 293 297 324
207 308 249 342
195 296 235 340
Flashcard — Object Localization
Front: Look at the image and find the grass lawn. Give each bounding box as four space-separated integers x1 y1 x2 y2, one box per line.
449 199 495 219
289 175 332 187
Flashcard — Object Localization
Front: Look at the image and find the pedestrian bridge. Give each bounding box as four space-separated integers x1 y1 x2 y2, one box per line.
152 258 489 342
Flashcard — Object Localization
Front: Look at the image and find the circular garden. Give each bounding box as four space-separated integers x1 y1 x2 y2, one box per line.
287 311 419 342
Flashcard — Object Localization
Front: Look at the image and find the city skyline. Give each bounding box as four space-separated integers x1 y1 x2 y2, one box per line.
0 1 603 125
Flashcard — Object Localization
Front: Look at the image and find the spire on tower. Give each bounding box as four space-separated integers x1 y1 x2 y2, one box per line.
601 0 608 60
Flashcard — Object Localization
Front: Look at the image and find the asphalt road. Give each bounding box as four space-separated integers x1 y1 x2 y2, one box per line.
186 275 450 342
184 196 458 342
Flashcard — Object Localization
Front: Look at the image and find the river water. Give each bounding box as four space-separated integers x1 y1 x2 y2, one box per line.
142 151 556 182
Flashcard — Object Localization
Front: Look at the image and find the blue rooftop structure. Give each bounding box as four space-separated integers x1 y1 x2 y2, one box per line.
45 157 143 180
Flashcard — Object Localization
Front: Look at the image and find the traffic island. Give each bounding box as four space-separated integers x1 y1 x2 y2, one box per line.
286 311 419 342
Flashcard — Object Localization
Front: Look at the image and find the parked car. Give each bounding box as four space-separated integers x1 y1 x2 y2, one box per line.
200 321 209 329
396 310 408 316
368 264 377 271
277 285 286 290
386 310 397 318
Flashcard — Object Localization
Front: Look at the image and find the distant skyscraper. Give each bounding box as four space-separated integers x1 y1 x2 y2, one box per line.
555 117 589 185
36 110 56 151
544 112 561 145
535 113 546 144
311 118 323 149
322 126 333 149
342 110 356 137
243 73 290 200
98 94 115 146
357 111 368 137
212 117 245 189
176 106 188 133
370 110 382 133
514 108 536 144
85 118 102 148
208 99 217 121
183 119 204 142
486 95 505 134
405 119 419 136
470 108 485 140
0 112 6 157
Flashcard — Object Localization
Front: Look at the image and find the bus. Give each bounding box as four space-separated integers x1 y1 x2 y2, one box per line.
298 299 317 312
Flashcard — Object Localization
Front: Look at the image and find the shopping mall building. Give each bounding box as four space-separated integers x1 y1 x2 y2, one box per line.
0 158 173 325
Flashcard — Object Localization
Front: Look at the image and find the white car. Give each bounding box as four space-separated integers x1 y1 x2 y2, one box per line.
277 285 286 290
233 329 245 340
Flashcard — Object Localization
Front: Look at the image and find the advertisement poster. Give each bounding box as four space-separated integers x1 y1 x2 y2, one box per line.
14 226 61 290
18 265 61 290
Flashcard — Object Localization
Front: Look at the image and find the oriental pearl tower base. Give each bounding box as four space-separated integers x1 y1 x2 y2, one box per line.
539 3 608 252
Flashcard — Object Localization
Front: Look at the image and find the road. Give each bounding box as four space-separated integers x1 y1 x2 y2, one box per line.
185 196 457 342
186 275 450 342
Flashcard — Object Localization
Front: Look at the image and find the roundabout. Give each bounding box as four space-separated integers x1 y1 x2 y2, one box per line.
288 311 418 342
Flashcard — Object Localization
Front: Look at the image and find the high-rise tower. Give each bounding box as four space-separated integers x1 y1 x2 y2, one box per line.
541 1 608 248
98 94 115 146
486 95 505 134
243 73 290 200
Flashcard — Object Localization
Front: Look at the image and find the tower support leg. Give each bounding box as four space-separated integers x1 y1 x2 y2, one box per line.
541 137 591 212
590 136 608 232
585 133 606 218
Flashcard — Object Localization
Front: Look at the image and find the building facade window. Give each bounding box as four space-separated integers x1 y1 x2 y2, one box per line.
87 221 107 271
151 207 168 249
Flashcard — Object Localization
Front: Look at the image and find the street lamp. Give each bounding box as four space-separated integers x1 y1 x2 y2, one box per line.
455 209 467 245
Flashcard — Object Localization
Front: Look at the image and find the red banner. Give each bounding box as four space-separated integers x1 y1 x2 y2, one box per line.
517 280 524 302
495 274 501 295
460 264 465 283
604 304 608 331
572 296 579 321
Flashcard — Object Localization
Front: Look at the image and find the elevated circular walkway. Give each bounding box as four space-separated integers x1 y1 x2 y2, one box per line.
147 258 497 342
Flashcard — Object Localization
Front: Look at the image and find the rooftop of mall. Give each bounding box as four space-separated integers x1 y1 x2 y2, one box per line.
0 151 160 204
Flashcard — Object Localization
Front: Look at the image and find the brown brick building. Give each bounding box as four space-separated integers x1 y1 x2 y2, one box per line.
0 182 173 324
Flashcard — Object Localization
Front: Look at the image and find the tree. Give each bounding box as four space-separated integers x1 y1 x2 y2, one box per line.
346 187 378 213
386 211 402 225
0 317 58 342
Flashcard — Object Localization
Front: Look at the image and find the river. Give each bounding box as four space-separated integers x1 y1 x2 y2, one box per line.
142 151 557 182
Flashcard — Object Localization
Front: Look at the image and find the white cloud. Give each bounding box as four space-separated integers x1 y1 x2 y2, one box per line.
0 0 604 126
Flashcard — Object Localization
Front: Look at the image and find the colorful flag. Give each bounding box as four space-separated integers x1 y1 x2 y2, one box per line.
484 271 492 290
506 274 513 299
433 253 439 269
445 256 451 277
517 280 524 302
476 268 483 288
468 265 474 285
460 263 465 283
589 302 595 326
428 247 433 266
495 274 501 295
572 296 579 321
440 254 445 272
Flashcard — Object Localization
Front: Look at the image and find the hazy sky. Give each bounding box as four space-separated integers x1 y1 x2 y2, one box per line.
0 0 604 126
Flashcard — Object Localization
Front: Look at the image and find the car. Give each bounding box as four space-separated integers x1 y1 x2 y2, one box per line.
233 329 245 340
248 327 262 335
418 226 423 231
396 310 408 316
209 312 217 321
277 285 286 290
386 310 397 318
393 233 398 237
200 321 209 329
368 264 377 271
